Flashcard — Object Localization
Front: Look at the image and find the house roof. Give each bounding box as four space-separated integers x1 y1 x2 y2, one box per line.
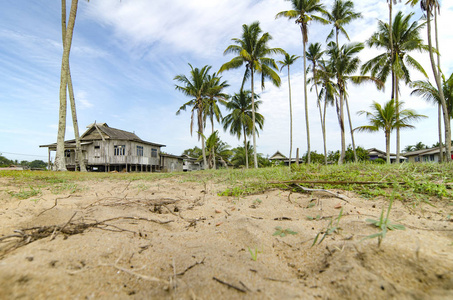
269 151 287 160
40 122 165 149
403 147 441 157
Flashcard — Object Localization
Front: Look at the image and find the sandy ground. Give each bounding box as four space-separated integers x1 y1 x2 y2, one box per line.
0 175 452 299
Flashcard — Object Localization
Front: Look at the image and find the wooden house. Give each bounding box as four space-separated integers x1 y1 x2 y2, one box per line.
367 148 406 163
269 150 303 165
40 122 175 172
403 147 450 163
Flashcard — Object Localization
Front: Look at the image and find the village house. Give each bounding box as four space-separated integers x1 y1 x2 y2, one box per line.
403 146 449 163
367 148 406 163
269 150 304 165
40 122 183 172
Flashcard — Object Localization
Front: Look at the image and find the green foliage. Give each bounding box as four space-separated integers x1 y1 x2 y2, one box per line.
312 208 343 246
248 247 261 261
8 186 41 199
273 226 298 237
364 195 405 247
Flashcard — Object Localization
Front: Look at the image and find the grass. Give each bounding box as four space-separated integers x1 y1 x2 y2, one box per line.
1 162 453 204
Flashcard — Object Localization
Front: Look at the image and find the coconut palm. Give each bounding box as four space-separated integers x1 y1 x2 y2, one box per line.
231 142 254 168
278 52 300 168
407 0 451 162
325 0 362 44
355 99 427 163
403 145 414 152
362 11 428 163
219 21 283 169
203 73 229 169
55 0 79 171
327 41 384 164
410 73 453 161
276 0 328 164
306 43 329 164
205 131 232 169
222 90 264 169
175 64 212 169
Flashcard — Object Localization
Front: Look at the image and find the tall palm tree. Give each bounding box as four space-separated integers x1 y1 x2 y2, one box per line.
355 99 427 163
55 0 79 171
306 43 328 164
328 41 384 164
407 0 451 162
222 91 264 169
203 73 229 169
325 0 362 162
219 21 283 169
362 11 428 163
175 64 212 169
278 52 300 168
410 73 453 161
276 0 328 164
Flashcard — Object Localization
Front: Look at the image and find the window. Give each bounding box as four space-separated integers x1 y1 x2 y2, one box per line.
64 150 71 157
94 145 100 149
114 145 125 156
151 148 158 158
137 146 144 156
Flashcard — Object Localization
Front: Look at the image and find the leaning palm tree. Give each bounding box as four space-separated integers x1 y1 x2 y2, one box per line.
362 11 428 163
175 64 212 169
328 41 384 164
278 52 300 168
203 73 229 169
410 73 453 162
219 21 283 168
222 91 264 169
355 99 426 163
55 0 79 171
407 0 451 162
276 0 328 164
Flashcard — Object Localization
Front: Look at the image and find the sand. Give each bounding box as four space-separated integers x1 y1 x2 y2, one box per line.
0 175 452 299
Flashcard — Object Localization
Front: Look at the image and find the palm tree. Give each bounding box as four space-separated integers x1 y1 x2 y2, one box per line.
410 73 453 161
407 0 451 162
327 41 383 164
203 73 229 169
326 0 362 44
403 145 414 152
355 99 427 163
55 0 79 171
306 43 329 164
222 90 264 169
362 11 428 163
413 141 428 150
276 0 328 164
175 64 212 169
278 52 300 168
219 21 283 168
231 142 254 168
205 131 232 169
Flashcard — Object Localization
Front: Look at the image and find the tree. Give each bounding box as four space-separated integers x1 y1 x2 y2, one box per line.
222 90 264 169
205 131 232 169
231 142 253 168
55 0 79 171
327 41 383 164
413 141 428 150
175 64 212 169
355 99 427 163
362 11 428 163
406 0 451 161
219 21 283 168
203 73 229 169
325 0 362 163
278 52 300 169
276 0 328 164
182 146 202 159
403 145 414 152
410 73 453 161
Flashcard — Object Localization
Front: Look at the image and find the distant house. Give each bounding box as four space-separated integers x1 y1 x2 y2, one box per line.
269 150 303 165
367 148 406 163
40 122 182 172
403 147 448 163
181 154 203 171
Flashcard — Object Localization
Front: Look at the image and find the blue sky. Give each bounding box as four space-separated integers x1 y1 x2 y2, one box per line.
1 0 452 162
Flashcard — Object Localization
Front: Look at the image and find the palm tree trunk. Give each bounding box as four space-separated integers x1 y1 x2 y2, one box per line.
303 41 311 164
55 0 78 171
385 130 391 164
345 96 357 162
322 96 328 165
427 7 452 162
251 70 258 168
243 127 249 169
198 106 207 169
211 116 216 170
61 0 86 172
288 66 293 169
395 77 401 163
339 92 346 164
438 104 443 162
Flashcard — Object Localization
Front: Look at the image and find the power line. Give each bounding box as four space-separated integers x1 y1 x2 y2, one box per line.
0 151 47 158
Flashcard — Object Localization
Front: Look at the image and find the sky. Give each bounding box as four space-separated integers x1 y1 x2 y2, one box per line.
1 0 452 163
